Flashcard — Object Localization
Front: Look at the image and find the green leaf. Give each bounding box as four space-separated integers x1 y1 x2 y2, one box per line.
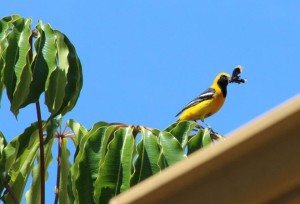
0 131 7 156
202 128 213 147
66 119 88 147
187 128 212 155
94 127 135 204
0 16 18 63
25 137 54 204
67 166 75 204
169 121 197 148
73 126 116 204
0 19 11 106
22 21 49 106
56 31 83 117
158 131 187 167
46 30 83 119
44 29 65 117
163 122 178 132
0 122 39 181
0 131 7 195
38 23 60 115
131 128 161 186
0 20 10 47
0 19 10 80
73 121 108 161
188 129 204 155
157 153 167 170
45 67 67 117
45 118 61 143
22 22 58 107
59 138 71 204
1 18 29 113
2 15 21 23
0 16 33 115
10 18 32 116
1 123 40 203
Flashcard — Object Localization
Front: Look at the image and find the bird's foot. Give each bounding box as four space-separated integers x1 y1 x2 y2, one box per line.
209 128 218 135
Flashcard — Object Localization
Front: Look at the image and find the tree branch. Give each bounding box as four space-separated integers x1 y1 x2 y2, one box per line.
54 135 62 204
36 101 45 204
3 180 19 204
30 29 45 204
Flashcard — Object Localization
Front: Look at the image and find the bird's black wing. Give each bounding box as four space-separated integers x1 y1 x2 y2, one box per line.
175 88 216 117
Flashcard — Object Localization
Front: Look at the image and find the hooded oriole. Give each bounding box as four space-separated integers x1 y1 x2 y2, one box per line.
176 72 231 125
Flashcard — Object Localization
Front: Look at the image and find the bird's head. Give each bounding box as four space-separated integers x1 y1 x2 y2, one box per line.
215 72 231 88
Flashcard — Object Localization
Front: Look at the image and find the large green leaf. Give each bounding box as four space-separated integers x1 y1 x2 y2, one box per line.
130 128 161 186
25 137 54 204
21 22 49 106
22 22 58 107
73 126 116 204
2 18 25 104
45 68 67 117
0 16 22 105
71 122 108 195
0 123 40 203
10 18 32 116
59 138 71 204
0 19 10 105
158 131 187 167
202 128 213 146
66 119 88 147
0 16 34 115
187 128 212 155
73 121 108 161
67 166 75 204
45 30 83 119
55 31 83 117
169 121 197 148
94 127 135 204
0 123 39 181
0 16 17 72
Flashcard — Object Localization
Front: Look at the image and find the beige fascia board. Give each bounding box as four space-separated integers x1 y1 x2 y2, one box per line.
110 94 300 204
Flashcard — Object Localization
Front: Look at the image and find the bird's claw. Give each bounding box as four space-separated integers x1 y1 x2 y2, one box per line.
209 128 218 135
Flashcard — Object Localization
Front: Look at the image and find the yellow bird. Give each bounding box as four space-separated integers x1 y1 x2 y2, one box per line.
176 72 231 126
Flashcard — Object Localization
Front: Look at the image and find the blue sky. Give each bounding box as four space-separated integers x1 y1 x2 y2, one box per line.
1 0 300 202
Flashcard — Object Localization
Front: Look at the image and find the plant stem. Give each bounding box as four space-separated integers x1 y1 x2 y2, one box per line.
36 101 45 204
3 180 19 204
54 135 62 204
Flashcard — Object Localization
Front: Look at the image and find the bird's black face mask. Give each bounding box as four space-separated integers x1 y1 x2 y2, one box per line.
217 75 229 97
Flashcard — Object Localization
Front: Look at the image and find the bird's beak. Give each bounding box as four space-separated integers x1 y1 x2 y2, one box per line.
228 77 232 83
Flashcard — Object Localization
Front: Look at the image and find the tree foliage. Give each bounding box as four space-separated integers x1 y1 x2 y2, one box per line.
0 15 220 204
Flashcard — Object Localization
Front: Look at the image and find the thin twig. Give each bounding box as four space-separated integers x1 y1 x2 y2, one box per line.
3 180 19 204
63 134 74 137
62 125 68 135
54 135 62 204
63 130 73 135
36 101 45 204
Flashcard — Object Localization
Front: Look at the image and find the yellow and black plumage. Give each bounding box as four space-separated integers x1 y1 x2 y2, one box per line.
176 72 231 124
